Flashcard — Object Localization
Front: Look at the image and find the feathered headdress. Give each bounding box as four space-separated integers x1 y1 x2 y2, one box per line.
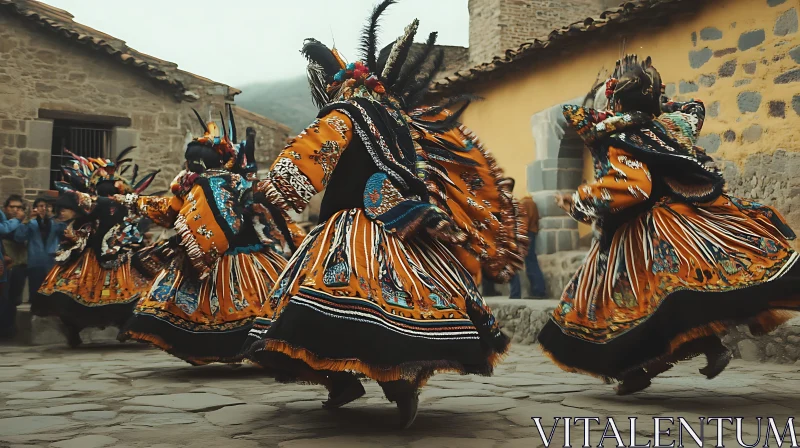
186 103 256 174
56 146 159 195
605 54 665 115
299 0 462 115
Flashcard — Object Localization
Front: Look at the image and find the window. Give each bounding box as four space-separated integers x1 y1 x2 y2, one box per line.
50 120 113 189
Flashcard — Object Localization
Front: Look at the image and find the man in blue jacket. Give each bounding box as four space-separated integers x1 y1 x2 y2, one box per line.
0 204 25 338
14 198 66 307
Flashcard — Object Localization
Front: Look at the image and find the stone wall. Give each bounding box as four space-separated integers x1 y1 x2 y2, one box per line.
0 13 290 199
468 0 610 65
670 1 800 237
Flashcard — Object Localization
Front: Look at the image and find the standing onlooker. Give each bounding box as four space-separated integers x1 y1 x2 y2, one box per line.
3 196 28 307
509 181 547 299
14 198 66 306
0 201 25 338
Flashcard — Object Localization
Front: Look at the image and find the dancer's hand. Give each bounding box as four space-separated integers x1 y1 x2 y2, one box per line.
427 219 467 244
555 193 573 212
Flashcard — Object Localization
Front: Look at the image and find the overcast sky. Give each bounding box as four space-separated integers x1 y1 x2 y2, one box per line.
42 0 469 88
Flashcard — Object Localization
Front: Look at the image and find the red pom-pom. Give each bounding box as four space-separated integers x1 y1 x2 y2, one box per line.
365 75 379 89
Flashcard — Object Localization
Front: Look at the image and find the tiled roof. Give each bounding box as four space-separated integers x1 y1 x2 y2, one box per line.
0 0 241 101
431 0 703 94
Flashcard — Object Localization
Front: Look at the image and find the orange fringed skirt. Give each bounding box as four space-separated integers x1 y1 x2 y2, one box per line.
538 195 800 380
35 250 150 330
119 249 287 365
243 208 509 388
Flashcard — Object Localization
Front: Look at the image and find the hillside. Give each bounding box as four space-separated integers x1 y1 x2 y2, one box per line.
235 44 468 134
235 76 317 134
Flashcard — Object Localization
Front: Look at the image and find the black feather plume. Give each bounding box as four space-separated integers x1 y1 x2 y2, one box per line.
191 109 208 134
120 165 131 176
131 164 139 185
219 112 228 141
395 32 437 92
418 94 481 117
227 103 237 142
405 48 445 107
300 39 342 78
115 146 136 165
359 0 396 73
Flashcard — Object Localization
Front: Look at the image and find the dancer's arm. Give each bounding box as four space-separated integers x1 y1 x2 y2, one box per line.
114 194 183 228
564 147 653 223
63 188 182 230
253 110 353 213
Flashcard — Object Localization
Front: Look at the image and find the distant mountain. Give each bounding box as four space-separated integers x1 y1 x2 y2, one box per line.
235 76 317 134
236 44 469 134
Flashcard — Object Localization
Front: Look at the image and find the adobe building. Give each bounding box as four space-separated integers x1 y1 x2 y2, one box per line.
0 0 292 200
434 0 800 297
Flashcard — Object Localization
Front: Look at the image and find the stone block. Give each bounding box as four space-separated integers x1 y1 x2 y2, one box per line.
769 100 786 118
537 229 557 255
0 177 25 195
131 114 156 133
527 160 543 192
541 169 558 191
775 8 798 37
18 150 38 168
679 80 698 93
743 61 757 74
664 83 676 97
1 120 16 131
158 112 178 129
532 190 569 218
738 29 765 51
556 169 583 190
718 59 737 77
29 315 119 345
697 134 721 153
734 79 752 87
688 47 712 68
700 27 722 40
699 74 716 87
793 95 800 116
742 125 763 143
541 158 583 170
27 167 50 190
723 130 736 142
768 0 786 6
538 217 563 230
713 48 736 57
2 156 15 167
709 101 720 118
737 91 762 112
791 46 800 64
15 134 26 148
110 128 139 159
775 68 800 84
26 120 53 150
556 230 577 252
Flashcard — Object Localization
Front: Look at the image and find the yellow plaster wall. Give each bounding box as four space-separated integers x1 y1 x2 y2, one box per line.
462 0 800 193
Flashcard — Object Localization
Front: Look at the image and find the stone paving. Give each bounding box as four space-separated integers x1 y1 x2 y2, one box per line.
0 341 798 448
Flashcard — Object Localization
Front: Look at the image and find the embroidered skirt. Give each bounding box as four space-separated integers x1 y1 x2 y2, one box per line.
36 250 149 330
242 208 509 387
119 249 287 365
538 194 800 380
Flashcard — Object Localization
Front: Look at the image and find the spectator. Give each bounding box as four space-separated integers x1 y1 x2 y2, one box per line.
509 181 547 299
14 198 66 305
3 196 27 307
0 200 25 338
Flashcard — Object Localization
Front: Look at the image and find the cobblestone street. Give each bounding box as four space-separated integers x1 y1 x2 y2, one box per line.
0 342 798 448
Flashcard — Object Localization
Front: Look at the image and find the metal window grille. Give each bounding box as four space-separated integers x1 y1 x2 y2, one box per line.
50 121 112 189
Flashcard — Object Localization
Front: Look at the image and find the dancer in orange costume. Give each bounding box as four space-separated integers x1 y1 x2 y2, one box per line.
538 55 799 395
